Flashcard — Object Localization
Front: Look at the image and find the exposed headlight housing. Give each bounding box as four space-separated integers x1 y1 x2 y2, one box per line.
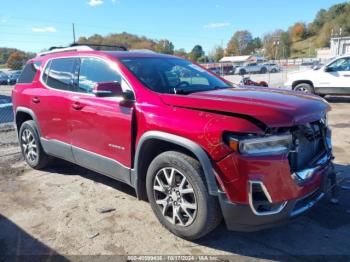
227 134 292 156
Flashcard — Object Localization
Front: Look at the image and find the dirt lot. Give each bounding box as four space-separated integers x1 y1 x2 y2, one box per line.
0 84 350 261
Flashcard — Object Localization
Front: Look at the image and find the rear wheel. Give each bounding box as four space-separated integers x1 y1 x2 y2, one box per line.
294 83 314 94
239 69 246 75
19 120 52 169
146 151 222 240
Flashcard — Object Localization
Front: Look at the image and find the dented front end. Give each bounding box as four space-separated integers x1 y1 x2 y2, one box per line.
215 117 333 231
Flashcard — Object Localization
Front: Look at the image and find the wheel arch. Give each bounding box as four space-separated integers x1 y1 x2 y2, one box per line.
132 131 219 200
15 107 41 137
292 80 314 90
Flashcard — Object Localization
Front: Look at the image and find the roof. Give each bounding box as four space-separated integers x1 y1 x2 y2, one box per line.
35 45 178 61
220 55 253 63
104 51 176 59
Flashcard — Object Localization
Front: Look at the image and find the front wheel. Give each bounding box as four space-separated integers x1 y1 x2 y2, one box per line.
260 67 267 74
294 83 314 94
146 151 222 240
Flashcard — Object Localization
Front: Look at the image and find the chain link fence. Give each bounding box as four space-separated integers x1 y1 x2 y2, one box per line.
0 85 14 126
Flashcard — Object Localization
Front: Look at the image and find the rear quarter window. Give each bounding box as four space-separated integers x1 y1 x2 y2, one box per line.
17 61 41 84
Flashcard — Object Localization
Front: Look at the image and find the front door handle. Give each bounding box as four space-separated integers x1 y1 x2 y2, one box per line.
32 97 40 104
72 102 83 110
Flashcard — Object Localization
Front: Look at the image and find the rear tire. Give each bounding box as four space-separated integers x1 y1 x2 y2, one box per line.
146 151 222 240
294 83 314 94
19 120 52 169
239 69 246 75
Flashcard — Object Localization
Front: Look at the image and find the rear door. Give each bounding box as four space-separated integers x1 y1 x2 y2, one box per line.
69 56 134 184
315 57 350 95
37 57 79 161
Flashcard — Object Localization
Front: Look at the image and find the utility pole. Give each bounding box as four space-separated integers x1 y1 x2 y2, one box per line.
72 23 76 44
337 27 343 56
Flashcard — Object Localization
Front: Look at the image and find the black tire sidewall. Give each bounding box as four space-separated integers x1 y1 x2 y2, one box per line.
294 83 314 94
19 120 42 168
146 152 211 240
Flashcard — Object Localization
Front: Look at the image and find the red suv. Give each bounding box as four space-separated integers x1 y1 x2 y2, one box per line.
12 45 333 240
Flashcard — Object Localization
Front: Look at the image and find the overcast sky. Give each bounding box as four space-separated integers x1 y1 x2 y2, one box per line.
0 0 344 53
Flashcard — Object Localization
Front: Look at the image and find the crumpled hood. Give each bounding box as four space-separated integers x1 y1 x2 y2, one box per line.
160 87 330 129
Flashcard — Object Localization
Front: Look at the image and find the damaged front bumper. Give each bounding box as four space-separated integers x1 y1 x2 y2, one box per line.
218 154 334 232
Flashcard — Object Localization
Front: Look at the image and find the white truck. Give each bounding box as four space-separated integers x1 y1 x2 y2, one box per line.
284 55 350 96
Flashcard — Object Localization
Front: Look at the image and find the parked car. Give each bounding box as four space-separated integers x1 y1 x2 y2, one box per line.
13 45 333 240
284 55 350 96
235 62 268 75
262 62 281 73
7 70 22 85
0 71 9 85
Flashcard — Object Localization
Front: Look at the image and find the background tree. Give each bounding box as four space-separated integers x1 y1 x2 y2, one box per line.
210 45 224 62
289 22 307 42
155 39 174 54
174 48 187 58
7 52 25 70
189 45 204 62
226 30 253 55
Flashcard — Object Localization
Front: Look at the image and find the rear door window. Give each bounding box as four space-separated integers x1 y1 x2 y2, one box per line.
44 58 77 91
77 57 121 94
17 61 41 84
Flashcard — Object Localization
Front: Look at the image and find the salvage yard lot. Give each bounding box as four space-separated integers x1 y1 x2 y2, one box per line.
0 84 350 260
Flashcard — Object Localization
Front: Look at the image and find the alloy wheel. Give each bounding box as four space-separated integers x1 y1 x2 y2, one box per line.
153 167 197 226
296 87 309 93
21 129 38 163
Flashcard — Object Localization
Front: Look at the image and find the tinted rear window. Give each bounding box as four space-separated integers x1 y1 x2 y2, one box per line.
17 61 41 84
45 58 77 91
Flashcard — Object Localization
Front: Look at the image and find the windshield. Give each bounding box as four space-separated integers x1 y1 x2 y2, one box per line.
119 57 231 94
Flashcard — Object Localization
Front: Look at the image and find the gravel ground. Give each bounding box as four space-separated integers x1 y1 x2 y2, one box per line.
0 86 350 261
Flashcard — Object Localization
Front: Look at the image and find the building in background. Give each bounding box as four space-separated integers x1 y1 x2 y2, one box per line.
330 36 350 56
317 36 350 60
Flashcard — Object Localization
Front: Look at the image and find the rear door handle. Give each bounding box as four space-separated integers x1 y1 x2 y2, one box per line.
32 97 40 104
72 101 83 110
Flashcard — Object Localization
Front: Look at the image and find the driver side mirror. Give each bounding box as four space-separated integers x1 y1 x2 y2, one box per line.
93 82 124 97
324 67 332 72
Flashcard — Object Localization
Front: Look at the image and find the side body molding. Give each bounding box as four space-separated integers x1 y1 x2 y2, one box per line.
132 131 219 196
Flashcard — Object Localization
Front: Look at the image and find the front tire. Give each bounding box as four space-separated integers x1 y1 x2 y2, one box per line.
294 83 314 94
260 67 267 74
19 120 51 169
146 151 222 240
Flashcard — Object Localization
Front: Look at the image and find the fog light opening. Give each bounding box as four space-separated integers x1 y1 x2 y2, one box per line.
249 181 287 216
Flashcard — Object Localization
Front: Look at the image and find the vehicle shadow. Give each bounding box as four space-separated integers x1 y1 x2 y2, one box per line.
42 160 350 259
195 163 350 259
325 96 350 103
44 159 137 198
0 214 69 261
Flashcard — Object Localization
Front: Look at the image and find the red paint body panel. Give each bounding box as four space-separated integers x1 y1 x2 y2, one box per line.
12 50 332 208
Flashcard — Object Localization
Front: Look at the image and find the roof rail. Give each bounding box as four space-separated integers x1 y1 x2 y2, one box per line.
37 43 128 57
70 43 128 51
37 45 93 57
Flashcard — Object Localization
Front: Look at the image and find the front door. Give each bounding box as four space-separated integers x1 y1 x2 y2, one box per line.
69 57 134 184
315 57 350 95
